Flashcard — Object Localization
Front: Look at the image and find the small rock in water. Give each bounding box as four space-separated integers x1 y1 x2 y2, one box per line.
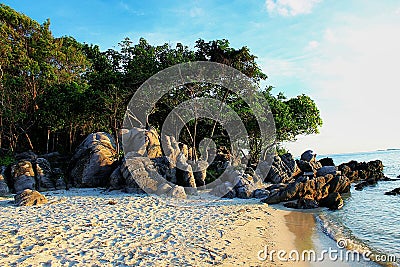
384 187 400 196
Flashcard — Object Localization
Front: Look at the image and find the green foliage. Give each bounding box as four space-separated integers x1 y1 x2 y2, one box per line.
263 86 323 142
0 151 15 166
0 4 90 152
0 4 323 160
276 145 289 156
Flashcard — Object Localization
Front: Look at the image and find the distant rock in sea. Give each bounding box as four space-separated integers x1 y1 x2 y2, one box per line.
384 187 400 196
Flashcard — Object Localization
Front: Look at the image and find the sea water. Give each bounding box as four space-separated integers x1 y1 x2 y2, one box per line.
315 150 400 266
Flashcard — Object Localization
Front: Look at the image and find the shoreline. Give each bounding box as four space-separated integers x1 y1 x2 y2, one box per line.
0 188 313 266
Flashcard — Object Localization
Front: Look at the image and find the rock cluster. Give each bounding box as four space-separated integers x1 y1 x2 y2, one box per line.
107 129 189 198
1 151 65 194
338 160 385 190
262 175 350 210
210 166 260 198
260 150 385 210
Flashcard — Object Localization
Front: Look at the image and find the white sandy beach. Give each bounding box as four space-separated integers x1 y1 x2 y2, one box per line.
0 189 311 267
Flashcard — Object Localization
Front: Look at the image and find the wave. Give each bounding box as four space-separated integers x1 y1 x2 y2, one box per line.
316 213 399 267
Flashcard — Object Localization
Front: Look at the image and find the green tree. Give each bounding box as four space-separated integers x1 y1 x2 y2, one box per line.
0 4 90 152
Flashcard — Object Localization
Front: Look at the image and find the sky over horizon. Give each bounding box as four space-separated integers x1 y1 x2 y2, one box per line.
3 0 400 156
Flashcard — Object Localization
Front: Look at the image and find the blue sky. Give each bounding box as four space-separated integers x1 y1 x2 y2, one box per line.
4 0 400 156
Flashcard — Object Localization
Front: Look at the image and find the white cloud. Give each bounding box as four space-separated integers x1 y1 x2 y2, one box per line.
266 0 321 16
189 7 204 18
324 28 337 42
307 40 319 49
284 19 400 156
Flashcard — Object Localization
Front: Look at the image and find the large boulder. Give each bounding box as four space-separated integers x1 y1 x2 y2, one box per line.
300 150 314 162
68 132 118 187
120 153 186 199
234 175 257 199
14 189 48 206
11 160 36 194
121 127 162 159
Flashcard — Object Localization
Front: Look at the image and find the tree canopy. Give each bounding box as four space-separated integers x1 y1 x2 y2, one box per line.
0 4 322 159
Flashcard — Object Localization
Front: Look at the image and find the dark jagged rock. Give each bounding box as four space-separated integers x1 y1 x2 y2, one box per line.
281 153 297 173
324 174 351 194
109 165 123 190
319 192 344 210
266 154 298 184
262 174 349 209
385 187 400 196
301 150 314 162
262 180 303 204
338 160 384 190
266 183 287 191
36 158 65 190
297 160 313 173
284 195 319 209
14 189 48 206
354 178 378 191
252 188 270 199
316 166 337 177
318 157 335 167
234 176 257 199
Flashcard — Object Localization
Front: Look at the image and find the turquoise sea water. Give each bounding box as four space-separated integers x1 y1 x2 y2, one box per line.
316 150 400 266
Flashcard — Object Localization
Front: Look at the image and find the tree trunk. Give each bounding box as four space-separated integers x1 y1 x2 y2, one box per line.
69 123 73 152
24 131 34 151
46 128 50 153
